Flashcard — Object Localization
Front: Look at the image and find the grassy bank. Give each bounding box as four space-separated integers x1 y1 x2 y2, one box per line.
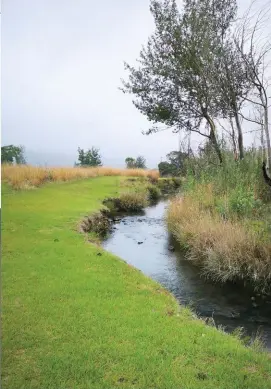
167 154 271 294
2 177 271 388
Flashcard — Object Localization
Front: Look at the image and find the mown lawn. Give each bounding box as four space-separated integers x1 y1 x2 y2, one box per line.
2 177 271 389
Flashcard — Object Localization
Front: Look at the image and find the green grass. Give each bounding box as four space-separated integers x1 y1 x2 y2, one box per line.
2 177 271 389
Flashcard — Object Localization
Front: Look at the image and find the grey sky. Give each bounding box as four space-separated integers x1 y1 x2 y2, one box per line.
2 0 270 167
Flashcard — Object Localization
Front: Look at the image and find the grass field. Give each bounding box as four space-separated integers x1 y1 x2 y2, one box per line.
2 177 271 389
2 164 159 189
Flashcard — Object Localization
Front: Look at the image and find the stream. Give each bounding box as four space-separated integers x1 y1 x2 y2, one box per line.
102 199 271 349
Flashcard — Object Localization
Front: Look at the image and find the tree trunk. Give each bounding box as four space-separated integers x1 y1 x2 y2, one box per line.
260 90 271 172
233 112 244 160
229 116 238 160
205 114 223 164
261 123 265 161
263 106 271 171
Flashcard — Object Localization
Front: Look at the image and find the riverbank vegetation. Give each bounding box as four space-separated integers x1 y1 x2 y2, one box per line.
2 177 271 388
167 150 271 293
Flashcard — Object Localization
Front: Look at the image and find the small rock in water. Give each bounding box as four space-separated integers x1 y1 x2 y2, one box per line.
230 311 240 318
138 219 143 222
168 245 175 252
251 296 256 301
252 302 258 308
137 241 144 245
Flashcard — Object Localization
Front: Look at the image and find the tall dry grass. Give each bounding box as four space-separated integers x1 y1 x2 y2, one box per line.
2 164 159 189
167 194 271 293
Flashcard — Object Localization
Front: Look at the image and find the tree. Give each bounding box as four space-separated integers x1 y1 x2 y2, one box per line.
212 42 251 160
1 145 26 164
125 156 147 168
77 147 102 167
158 150 189 176
234 3 271 171
125 157 136 168
158 161 173 176
135 156 147 169
121 0 238 164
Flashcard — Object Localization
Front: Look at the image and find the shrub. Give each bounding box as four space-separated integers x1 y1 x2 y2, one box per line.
158 178 181 193
172 177 182 188
117 192 148 211
147 184 162 201
104 192 148 212
80 212 111 236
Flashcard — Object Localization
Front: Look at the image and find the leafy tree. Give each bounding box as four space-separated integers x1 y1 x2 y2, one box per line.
1 145 26 164
125 156 147 168
158 150 189 176
125 157 136 168
158 161 175 176
77 147 102 167
135 156 147 169
121 0 238 164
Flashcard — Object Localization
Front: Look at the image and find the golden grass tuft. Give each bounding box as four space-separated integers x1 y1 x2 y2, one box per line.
2 164 159 189
167 194 271 293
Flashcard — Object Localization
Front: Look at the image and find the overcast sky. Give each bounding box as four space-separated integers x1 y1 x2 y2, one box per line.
2 0 271 167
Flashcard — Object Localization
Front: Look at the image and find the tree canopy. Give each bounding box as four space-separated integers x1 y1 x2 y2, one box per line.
125 156 147 169
1 145 26 164
158 150 189 176
76 147 102 167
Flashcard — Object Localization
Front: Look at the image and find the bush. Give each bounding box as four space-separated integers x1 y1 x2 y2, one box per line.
147 185 162 201
80 212 111 236
104 192 148 212
172 177 182 188
158 178 181 193
117 192 148 211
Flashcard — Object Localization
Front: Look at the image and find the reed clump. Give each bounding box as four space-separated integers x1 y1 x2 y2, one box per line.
167 191 271 293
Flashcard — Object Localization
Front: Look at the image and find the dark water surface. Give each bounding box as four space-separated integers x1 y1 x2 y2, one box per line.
102 200 271 349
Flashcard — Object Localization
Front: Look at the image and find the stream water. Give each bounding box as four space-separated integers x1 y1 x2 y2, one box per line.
102 199 271 349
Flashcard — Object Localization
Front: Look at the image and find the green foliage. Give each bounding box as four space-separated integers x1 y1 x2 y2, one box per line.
158 161 174 176
125 155 147 169
121 0 240 162
228 188 262 217
135 155 147 169
77 147 102 167
159 151 190 176
183 147 270 222
1 145 26 164
125 157 136 168
115 192 148 211
158 177 182 193
147 184 162 201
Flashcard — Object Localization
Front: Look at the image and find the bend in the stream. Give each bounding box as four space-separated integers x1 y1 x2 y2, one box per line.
102 199 271 349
